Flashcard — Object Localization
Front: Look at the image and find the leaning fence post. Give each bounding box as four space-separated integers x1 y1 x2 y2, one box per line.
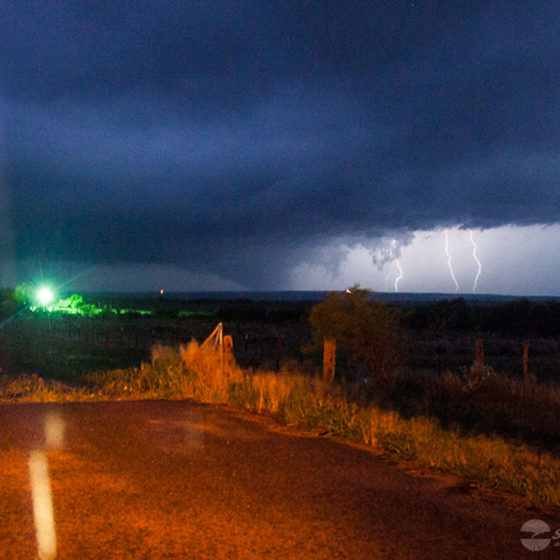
323 338 336 384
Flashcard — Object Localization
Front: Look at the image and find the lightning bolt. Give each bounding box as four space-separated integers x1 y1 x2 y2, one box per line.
383 239 404 292
444 229 459 293
384 270 391 292
470 230 482 293
394 259 403 292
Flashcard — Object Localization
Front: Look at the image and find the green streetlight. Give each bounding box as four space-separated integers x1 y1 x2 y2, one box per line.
36 286 55 308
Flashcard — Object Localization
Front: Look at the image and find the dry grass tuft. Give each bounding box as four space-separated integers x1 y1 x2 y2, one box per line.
0 374 89 402
179 340 244 402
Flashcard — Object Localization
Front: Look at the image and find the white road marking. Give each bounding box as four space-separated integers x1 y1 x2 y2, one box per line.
29 451 57 560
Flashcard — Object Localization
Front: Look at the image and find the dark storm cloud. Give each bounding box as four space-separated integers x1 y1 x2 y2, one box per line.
2 0 560 287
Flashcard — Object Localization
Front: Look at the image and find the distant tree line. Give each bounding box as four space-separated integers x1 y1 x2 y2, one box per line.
406 297 560 337
0 288 25 319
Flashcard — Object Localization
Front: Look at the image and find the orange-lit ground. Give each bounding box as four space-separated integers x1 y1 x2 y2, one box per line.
0 400 556 559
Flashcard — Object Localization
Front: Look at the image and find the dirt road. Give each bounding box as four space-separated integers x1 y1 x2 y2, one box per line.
0 400 558 559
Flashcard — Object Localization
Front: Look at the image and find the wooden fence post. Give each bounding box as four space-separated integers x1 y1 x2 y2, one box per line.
323 339 336 384
435 343 445 376
475 338 484 366
275 336 283 371
523 340 530 387
223 335 234 376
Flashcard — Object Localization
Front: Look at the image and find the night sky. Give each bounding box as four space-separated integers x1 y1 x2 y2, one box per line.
2 1 560 295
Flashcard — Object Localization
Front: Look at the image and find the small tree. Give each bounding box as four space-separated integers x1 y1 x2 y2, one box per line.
309 288 405 381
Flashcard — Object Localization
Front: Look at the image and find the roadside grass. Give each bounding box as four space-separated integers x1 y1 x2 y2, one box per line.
365 363 560 450
0 374 93 402
3 343 560 508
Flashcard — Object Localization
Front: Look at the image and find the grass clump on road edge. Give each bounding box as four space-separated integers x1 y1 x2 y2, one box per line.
0 374 93 402
3 342 560 509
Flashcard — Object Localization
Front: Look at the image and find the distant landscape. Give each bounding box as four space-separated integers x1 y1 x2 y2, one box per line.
3 288 560 378
77 289 560 304
2 287 560 507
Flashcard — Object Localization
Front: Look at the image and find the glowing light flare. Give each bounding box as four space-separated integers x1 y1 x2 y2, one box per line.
36 287 55 307
29 451 57 560
470 230 482 293
444 230 459 293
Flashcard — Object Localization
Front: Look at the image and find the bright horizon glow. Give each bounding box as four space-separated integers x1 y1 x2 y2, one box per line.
290 224 560 296
13 225 560 297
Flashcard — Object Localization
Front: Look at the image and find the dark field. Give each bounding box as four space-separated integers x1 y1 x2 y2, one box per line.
0 297 311 380
1 294 559 385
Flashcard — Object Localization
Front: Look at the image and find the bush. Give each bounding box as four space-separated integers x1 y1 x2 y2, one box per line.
309 288 405 381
